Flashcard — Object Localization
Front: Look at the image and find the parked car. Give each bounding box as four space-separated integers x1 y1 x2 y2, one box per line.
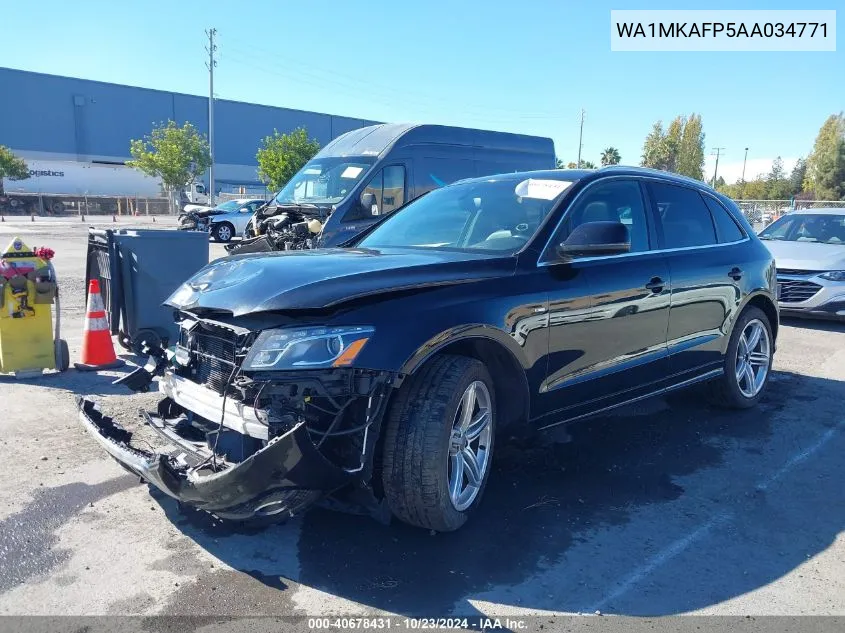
234 122 556 253
759 208 845 320
207 199 266 242
178 199 264 237
78 166 778 532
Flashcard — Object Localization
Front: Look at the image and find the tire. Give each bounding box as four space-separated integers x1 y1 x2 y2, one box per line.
55 339 70 372
49 200 65 214
213 222 235 243
708 306 773 409
131 329 161 356
381 354 496 532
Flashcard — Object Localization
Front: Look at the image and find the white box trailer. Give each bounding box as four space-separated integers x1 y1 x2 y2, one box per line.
1 160 208 214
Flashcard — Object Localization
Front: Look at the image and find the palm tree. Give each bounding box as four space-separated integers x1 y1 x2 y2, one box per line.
581 160 597 169
601 147 621 166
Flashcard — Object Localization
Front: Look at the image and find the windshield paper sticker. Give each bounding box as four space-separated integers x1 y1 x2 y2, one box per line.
514 179 572 200
341 166 364 179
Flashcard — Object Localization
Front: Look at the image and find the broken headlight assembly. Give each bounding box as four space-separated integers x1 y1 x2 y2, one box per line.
242 326 374 370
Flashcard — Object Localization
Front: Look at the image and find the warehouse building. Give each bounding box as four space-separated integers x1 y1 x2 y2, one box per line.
0 67 379 195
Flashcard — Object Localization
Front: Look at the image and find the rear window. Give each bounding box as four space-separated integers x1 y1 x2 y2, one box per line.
648 182 717 249
703 196 745 243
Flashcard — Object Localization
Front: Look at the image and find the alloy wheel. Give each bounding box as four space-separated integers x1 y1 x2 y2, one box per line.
735 318 771 398
447 380 493 511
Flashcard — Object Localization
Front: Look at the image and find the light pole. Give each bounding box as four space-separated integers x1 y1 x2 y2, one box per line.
577 109 585 168
741 147 749 183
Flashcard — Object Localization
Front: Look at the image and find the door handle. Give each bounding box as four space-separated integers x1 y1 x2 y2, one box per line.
729 267 743 281
645 277 665 293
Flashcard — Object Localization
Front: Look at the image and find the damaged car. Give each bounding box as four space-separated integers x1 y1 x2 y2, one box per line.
78 166 778 532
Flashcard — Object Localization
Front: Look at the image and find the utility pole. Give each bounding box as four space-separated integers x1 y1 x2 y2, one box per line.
711 147 725 187
577 109 585 168
741 147 749 183
205 28 217 206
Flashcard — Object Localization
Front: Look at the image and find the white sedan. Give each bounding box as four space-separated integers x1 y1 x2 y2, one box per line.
207 199 266 242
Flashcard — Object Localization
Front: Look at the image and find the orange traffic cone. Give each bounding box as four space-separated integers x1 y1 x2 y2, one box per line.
74 280 125 371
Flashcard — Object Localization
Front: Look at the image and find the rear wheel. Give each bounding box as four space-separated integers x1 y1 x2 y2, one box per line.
709 306 773 408
381 354 495 532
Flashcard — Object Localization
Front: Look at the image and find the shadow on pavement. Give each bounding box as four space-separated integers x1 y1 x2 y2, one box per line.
780 316 845 334
157 370 844 616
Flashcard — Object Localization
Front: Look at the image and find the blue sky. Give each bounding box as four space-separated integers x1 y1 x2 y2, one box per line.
1 0 841 183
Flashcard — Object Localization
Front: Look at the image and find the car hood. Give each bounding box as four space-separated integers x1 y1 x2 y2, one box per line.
763 240 845 271
208 211 239 222
166 247 516 316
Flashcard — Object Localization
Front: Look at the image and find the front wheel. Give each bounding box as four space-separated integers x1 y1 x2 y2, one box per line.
381 354 495 532
709 306 773 408
213 222 234 242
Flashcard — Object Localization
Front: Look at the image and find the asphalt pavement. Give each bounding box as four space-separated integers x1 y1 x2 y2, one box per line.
0 216 843 622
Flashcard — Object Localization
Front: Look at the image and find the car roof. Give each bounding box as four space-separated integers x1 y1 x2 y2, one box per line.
788 208 845 216
458 165 720 193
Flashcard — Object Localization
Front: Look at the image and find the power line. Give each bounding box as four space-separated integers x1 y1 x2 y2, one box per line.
221 42 563 121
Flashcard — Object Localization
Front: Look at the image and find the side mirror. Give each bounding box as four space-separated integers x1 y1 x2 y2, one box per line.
360 192 379 216
556 221 630 260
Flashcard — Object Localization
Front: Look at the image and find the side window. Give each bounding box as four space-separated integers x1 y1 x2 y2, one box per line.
347 166 406 222
557 179 650 253
195 184 205 194
381 165 405 214
702 195 745 243
648 182 717 249
353 169 383 221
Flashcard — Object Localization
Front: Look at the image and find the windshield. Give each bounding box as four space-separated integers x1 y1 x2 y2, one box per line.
214 200 243 212
759 213 845 244
357 177 573 254
274 156 376 205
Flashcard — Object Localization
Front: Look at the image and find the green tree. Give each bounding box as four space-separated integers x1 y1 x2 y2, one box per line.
664 116 685 172
582 160 597 169
128 121 211 213
600 147 621 166
0 146 29 195
788 158 807 197
765 157 792 200
641 121 670 170
556 157 565 169
677 113 705 180
805 114 845 200
256 127 321 191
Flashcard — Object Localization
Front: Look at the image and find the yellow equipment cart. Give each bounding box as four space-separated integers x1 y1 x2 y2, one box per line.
0 237 69 376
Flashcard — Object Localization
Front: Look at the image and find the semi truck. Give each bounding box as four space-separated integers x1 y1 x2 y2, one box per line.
0 159 208 214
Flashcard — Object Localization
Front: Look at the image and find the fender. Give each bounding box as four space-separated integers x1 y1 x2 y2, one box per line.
725 288 779 354
398 323 532 376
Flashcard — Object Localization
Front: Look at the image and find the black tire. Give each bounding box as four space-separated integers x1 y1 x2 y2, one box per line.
55 339 70 372
381 354 495 532
131 329 161 356
708 306 773 409
213 222 235 243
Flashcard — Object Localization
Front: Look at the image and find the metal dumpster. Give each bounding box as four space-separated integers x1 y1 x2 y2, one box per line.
85 228 209 355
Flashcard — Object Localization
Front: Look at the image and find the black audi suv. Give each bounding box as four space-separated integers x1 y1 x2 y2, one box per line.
79 166 778 532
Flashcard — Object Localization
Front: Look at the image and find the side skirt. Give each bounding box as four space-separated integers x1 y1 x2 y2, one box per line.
537 367 724 431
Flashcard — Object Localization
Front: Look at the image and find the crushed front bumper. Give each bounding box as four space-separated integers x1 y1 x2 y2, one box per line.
76 397 355 519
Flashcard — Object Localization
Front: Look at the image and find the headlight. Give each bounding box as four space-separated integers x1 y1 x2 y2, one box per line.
819 270 845 281
242 326 374 370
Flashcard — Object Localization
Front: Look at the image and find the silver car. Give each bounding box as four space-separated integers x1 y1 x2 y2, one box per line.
759 208 845 320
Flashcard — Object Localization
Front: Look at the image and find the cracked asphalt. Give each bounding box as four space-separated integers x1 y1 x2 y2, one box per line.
0 217 843 619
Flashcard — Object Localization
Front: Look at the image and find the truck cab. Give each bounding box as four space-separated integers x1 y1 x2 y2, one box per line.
247 123 556 248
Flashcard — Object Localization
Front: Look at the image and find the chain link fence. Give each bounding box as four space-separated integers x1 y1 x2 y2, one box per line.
735 199 844 232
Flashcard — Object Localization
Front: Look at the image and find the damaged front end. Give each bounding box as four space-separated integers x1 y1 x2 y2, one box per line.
78 315 396 521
